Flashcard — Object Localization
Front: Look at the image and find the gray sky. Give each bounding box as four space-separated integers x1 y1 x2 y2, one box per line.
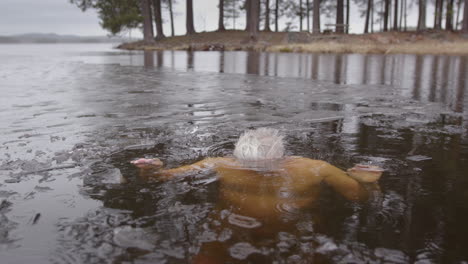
0 0 426 37
0 0 107 36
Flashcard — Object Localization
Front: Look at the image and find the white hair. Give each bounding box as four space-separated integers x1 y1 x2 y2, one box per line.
233 128 285 161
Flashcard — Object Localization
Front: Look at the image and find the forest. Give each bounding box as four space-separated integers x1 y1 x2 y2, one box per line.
70 0 468 48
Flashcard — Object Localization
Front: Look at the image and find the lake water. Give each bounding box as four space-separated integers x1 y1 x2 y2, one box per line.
0 43 467 264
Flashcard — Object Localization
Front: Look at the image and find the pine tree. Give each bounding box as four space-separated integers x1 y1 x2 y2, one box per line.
70 0 143 35
153 0 165 39
218 0 226 31
224 0 242 29
162 0 176 36
417 0 426 31
313 0 321 33
186 0 196 35
463 0 468 32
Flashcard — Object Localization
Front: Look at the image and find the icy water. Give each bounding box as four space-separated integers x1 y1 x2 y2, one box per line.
0 44 467 264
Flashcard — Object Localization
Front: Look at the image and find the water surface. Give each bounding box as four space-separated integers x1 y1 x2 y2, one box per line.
0 44 467 263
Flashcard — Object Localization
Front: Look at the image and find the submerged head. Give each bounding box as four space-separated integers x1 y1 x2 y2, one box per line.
233 128 285 161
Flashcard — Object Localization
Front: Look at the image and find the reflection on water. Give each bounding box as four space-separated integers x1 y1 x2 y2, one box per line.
0 44 467 263
140 51 468 113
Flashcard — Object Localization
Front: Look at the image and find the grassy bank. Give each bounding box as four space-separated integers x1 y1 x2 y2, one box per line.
118 30 468 55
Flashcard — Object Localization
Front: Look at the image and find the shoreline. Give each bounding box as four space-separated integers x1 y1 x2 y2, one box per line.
117 30 468 55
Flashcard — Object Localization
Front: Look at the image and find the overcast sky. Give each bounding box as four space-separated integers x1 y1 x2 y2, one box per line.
0 0 426 37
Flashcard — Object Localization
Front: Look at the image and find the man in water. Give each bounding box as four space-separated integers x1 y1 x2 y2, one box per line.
131 127 383 262
132 127 382 203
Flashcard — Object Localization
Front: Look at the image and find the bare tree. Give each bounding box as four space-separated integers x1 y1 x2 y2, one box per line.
393 0 398 29
455 0 462 29
434 0 444 29
336 0 345 33
417 0 426 31
364 0 373 33
141 0 154 43
438 0 445 28
370 0 374 31
399 0 404 29
186 0 196 34
165 0 175 36
383 0 390 31
247 0 260 40
274 0 279 31
313 0 321 33
246 0 252 30
225 0 241 29
300 0 304 31
463 0 468 32
446 0 455 30
346 0 350 33
218 0 226 31
307 0 311 31
403 0 407 30
265 0 272 31
153 0 165 39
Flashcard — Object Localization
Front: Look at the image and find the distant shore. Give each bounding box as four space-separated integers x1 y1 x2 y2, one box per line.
0 33 133 44
118 30 468 55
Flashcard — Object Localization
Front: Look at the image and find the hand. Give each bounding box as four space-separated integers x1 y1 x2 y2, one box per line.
347 164 383 183
131 158 164 170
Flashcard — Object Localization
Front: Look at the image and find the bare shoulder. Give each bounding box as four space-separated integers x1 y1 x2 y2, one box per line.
205 157 237 167
283 156 329 167
281 156 329 177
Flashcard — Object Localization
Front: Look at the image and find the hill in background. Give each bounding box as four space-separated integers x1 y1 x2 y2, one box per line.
0 33 136 44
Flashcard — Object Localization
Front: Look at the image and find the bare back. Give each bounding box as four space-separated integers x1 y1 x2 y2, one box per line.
213 157 328 218
150 156 373 217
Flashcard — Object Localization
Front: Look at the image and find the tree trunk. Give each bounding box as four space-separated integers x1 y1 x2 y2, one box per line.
336 0 344 33
246 0 251 31
439 0 445 28
417 0 426 31
446 0 455 30
318 1 321 30
364 0 372 33
403 0 407 30
300 0 303 31
393 0 398 30
435 0 445 29
248 0 260 41
434 0 441 28
233 0 237 29
218 0 226 31
168 0 175 36
379 0 383 30
383 0 390 31
346 0 350 33
371 0 374 32
455 0 462 29
186 0 196 35
307 0 311 31
275 0 279 32
153 0 165 39
399 0 404 29
265 0 272 31
313 0 321 33
141 0 154 43
463 0 468 32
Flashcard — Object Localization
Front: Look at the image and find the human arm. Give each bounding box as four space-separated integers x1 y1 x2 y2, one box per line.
131 157 228 180
318 162 382 202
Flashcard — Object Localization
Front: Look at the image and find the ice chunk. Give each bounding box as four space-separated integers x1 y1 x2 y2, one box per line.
113 226 155 251
229 242 261 260
406 155 432 162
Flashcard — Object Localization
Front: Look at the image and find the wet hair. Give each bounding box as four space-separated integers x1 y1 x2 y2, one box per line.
233 128 285 161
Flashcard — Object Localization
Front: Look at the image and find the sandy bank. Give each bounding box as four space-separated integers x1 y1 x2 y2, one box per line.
118 30 468 55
